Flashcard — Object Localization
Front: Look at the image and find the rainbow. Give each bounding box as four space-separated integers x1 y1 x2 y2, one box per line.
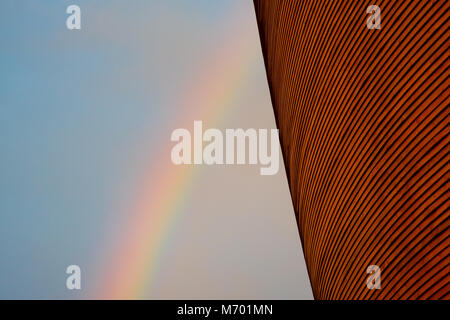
94 9 260 299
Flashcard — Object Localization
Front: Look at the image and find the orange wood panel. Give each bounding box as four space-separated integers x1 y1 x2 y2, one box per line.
254 0 449 299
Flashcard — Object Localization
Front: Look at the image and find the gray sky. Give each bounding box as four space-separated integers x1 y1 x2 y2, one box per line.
0 0 312 299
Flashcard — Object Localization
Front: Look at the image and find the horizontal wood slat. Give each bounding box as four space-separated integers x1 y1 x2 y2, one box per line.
253 0 449 299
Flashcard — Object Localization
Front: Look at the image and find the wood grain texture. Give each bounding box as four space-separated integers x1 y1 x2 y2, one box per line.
253 0 449 299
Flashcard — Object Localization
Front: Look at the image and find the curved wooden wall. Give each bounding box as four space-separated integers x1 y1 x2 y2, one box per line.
254 0 449 299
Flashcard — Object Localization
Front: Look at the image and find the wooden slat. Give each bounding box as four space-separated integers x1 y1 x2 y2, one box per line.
253 0 449 300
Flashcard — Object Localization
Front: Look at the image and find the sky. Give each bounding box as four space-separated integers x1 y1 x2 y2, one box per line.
0 0 312 299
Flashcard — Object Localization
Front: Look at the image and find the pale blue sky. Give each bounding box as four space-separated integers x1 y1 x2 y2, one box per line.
0 1 312 299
